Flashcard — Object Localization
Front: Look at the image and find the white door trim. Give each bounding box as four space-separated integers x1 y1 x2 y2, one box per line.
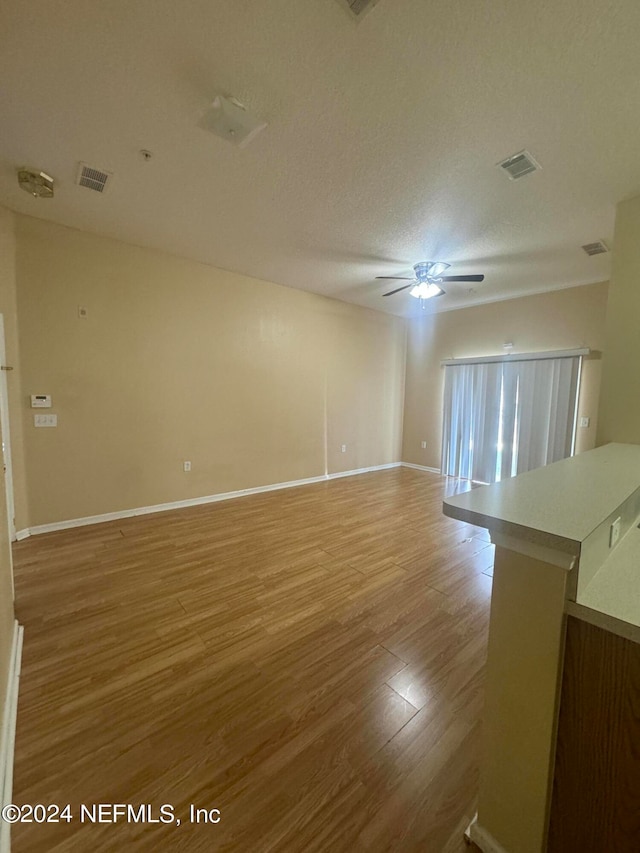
0 621 24 853
0 316 15 545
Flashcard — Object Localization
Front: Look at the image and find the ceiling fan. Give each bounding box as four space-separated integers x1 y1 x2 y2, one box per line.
377 262 485 300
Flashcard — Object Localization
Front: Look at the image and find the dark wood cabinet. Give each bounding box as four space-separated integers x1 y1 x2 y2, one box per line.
548 616 640 852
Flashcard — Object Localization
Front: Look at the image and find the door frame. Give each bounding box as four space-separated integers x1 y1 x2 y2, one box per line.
0 315 16 550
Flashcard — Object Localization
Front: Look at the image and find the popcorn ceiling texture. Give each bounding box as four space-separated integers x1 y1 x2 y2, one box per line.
1 0 633 316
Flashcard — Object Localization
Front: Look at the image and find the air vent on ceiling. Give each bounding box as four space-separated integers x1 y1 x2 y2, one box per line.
76 163 112 193
582 241 609 256
497 150 541 181
335 0 381 19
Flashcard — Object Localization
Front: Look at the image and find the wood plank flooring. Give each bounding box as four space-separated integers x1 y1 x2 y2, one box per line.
11 468 492 852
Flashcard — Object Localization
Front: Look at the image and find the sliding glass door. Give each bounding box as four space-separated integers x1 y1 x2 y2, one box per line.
441 355 582 484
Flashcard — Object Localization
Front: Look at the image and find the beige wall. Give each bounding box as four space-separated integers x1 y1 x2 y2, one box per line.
0 208 16 734
15 216 406 528
402 282 609 470
597 194 640 445
8 213 612 528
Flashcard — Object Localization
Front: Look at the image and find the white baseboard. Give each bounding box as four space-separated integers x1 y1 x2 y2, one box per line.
326 462 401 480
401 462 442 475
19 463 404 538
1 621 24 853
465 815 510 853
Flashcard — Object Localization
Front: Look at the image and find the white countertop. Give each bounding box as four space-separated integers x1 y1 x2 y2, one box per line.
579 523 640 629
443 443 640 554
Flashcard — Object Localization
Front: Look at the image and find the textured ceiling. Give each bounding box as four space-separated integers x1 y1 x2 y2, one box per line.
1 0 637 317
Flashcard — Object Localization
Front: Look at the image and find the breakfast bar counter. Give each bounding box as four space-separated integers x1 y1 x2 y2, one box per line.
443 443 640 853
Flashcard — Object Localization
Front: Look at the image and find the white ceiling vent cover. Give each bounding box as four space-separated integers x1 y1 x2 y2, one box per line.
76 163 113 193
581 241 609 256
335 0 381 19
498 150 541 181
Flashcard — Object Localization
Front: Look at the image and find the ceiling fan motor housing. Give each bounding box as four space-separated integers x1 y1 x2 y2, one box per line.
414 261 450 281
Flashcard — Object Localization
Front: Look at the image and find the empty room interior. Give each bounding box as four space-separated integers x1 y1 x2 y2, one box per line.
2 1 640 851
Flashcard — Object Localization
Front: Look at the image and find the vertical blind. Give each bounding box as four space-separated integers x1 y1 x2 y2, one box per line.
441 355 582 483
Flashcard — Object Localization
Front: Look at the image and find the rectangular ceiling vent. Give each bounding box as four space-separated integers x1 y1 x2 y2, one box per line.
582 241 609 256
335 0 381 19
76 162 113 193
497 150 541 181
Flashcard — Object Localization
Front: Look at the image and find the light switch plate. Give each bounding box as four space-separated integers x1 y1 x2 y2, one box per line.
579 416 590 428
34 414 57 427
609 516 621 549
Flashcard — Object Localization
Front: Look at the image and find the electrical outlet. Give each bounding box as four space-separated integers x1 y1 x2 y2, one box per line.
609 516 621 549
183 461 191 472
341 444 347 453
421 441 427 449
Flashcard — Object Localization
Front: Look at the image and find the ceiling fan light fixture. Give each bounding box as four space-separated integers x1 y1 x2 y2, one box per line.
410 282 444 300
378 261 484 298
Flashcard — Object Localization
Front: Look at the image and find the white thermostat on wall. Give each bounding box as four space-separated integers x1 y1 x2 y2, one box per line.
31 394 52 408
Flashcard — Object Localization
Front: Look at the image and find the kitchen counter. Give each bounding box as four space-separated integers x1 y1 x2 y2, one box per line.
447 443 640 853
579 524 640 626
443 443 640 558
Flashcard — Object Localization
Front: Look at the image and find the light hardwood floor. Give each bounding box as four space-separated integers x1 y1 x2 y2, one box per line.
11 468 492 852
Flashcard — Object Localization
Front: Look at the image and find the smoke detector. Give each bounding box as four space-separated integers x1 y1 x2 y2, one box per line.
76 163 113 193
335 0 382 18
581 241 609 256
199 95 267 148
497 150 541 180
17 168 54 198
